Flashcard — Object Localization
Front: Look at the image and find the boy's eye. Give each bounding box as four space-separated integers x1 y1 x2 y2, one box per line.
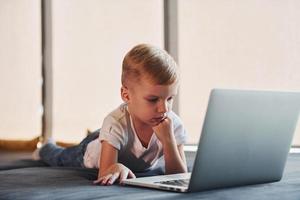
147 98 158 103
167 97 173 101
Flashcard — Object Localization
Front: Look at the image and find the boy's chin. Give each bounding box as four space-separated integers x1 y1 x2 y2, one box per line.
148 120 161 127
139 118 162 127
150 123 160 127
138 119 157 127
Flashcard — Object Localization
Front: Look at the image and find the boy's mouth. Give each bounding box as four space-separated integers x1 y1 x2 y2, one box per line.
151 116 166 123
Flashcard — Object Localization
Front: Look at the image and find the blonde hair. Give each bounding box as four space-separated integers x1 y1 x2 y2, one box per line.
121 44 178 86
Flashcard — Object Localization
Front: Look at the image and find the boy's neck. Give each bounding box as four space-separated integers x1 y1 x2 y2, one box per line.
131 116 153 148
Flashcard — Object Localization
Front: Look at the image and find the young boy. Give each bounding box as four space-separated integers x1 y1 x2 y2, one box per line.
35 44 188 185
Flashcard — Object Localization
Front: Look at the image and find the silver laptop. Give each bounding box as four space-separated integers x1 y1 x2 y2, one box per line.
123 89 300 192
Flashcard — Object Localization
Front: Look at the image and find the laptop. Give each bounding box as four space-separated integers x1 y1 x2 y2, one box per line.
123 89 300 192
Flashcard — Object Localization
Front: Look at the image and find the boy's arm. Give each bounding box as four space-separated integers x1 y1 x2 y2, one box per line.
153 117 188 174
99 141 118 176
93 141 135 185
162 135 188 174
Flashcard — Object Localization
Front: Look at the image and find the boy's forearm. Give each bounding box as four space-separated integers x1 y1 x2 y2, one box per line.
162 138 187 174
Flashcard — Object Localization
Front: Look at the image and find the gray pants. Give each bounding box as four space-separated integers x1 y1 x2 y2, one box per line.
39 130 100 168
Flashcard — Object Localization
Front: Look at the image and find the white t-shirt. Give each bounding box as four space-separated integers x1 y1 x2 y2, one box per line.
83 103 187 172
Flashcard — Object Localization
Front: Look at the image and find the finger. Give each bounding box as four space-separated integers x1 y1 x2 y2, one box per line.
128 170 136 179
93 177 104 185
101 174 113 185
163 113 168 120
119 170 136 184
107 172 119 185
118 169 128 183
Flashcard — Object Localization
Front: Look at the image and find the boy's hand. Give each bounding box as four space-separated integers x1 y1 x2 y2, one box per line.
93 163 135 186
152 116 175 145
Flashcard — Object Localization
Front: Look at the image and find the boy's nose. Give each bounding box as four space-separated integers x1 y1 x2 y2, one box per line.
158 101 168 114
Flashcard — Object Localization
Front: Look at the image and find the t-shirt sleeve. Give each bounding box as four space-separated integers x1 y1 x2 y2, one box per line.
98 116 125 151
170 111 188 145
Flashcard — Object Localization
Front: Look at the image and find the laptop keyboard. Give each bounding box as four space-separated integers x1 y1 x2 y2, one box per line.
155 179 190 187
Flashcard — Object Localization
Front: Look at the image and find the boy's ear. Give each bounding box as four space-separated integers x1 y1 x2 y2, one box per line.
121 86 130 103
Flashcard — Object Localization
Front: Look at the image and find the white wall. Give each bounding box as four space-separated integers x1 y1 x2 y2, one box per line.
50 0 164 142
178 0 300 145
1 0 299 146
0 0 42 140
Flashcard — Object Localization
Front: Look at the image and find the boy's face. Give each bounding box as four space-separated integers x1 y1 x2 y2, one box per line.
121 79 178 127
